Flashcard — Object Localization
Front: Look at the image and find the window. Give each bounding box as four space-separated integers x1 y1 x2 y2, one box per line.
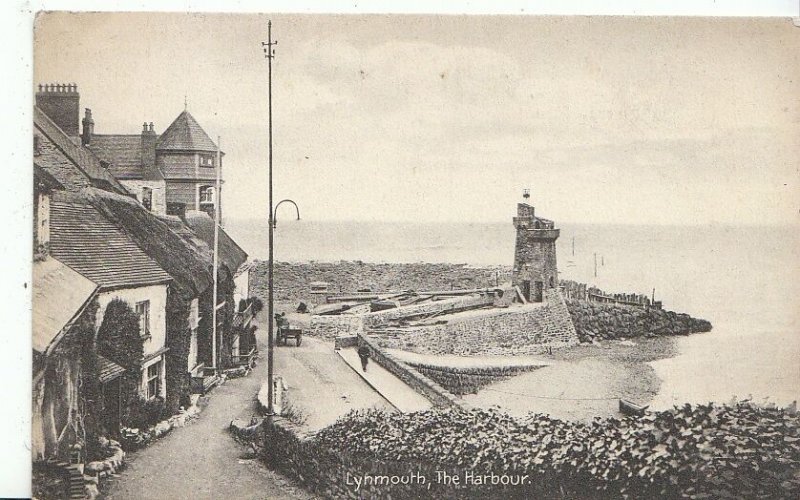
146 360 162 399
136 301 151 338
199 154 215 167
141 187 153 211
199 185 215 204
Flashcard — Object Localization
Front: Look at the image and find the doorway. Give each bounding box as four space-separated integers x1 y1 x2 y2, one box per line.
534 281 544 302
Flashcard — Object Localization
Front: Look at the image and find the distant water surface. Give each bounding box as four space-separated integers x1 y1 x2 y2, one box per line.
226 218 800 407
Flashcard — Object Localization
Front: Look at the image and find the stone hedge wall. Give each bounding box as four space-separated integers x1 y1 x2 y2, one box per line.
406 363 545 395
262 416 462 499
566 299 712 342
370 289 579 356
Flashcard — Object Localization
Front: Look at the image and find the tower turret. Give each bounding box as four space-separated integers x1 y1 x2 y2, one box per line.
512 190 559 302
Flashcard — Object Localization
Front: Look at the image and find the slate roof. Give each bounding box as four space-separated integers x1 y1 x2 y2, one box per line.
183 210 248 275
32 257 98 354
34 107 130 195
49 192 172 290
89 134 164 181
82 188 214 300
34 163 65 192
97 354 126 383
156 111 219 152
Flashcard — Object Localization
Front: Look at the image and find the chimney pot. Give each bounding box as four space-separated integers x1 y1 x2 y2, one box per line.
143 122 148 132
36 82 81 136
149 122 154 132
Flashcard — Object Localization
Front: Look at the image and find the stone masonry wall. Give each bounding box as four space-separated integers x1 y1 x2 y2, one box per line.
566 299 712 343
310 315 365 339
309 294 496 338
370 289 579 356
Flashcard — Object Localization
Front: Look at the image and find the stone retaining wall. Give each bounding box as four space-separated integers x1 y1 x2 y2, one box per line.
566 299 712 342
370 289 579 356
357 335 460 408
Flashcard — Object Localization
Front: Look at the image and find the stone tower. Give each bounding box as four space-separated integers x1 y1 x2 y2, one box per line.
512 192 559 302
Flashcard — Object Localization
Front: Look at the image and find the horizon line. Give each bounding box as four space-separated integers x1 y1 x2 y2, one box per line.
223 217 800 228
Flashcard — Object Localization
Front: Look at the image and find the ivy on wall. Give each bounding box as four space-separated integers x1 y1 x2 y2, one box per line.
96 298 143 429
165 290 191 414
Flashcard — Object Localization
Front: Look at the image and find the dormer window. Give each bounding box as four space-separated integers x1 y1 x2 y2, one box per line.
200 154 215 168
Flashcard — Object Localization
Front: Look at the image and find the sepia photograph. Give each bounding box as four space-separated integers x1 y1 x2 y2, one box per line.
20 4 800 499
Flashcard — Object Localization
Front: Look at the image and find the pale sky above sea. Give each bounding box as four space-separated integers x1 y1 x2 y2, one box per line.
34 14 799 225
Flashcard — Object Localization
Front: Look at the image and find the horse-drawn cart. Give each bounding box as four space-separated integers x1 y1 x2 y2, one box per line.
277 327 302 346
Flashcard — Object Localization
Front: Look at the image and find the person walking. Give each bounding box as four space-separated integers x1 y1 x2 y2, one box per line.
357 345 371 372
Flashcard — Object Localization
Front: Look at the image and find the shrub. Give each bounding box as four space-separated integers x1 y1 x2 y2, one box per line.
251 297 264 315
123 396 166 430
303 402 800 499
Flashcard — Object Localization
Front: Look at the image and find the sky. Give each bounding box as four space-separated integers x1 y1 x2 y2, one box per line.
33 13 800 225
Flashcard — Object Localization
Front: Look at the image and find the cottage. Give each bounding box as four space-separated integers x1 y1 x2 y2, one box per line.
183 210 251 368
49 191 173 429
32 256 99 462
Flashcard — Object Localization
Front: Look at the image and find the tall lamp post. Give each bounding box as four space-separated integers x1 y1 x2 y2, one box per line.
262 23 302 417
262 21 278 416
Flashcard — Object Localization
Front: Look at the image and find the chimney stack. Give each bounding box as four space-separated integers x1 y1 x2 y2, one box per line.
81 108 94 146
35 83 80 137
141 121 157 170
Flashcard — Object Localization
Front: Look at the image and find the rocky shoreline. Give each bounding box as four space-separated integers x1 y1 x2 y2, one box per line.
251 260 511 303
567 299 712 343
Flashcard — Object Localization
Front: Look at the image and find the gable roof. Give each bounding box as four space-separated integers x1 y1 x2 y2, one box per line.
156 111 219 152
89 134 164 181
183 210 248 275
49 192 172 290
32 257 99 354
80 188 214 300
34 106 131 195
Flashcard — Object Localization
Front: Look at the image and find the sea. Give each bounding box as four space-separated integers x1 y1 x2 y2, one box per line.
226 218 800 409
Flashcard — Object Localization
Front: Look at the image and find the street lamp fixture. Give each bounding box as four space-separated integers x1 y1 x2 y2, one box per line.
273 199 300 228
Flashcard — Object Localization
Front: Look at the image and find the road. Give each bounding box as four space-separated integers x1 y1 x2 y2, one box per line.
103 312 391 499
103 319 317 500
